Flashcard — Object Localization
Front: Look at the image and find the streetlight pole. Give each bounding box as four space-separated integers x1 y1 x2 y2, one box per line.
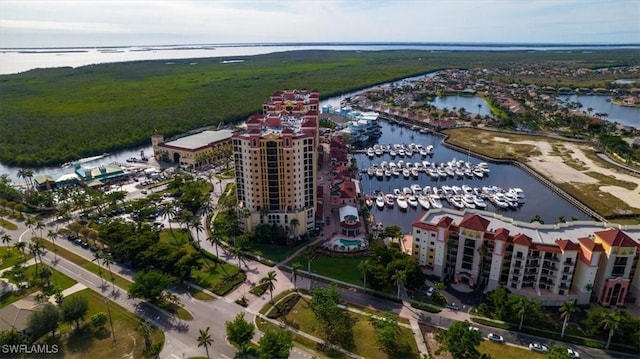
105 297 116 343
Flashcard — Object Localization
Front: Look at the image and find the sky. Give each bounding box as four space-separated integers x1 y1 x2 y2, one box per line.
0 0 638 48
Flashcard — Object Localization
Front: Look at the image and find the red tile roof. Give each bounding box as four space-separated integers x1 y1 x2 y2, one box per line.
266 117 281 127
412 221 439 232
493 228 510 241
595 229 640 248
459 214 490 232
531 243 561 253
578 237 604 252
513 233 532 246
437 216 454 228
556 239 580 251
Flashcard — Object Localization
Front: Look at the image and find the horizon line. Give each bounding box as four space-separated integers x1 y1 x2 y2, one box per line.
2 41 639 50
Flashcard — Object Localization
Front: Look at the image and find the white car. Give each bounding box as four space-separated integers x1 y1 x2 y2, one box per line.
426 287 434 297
468 326 480 332
487 333 504 343
529 343 548 353
567 348 580 358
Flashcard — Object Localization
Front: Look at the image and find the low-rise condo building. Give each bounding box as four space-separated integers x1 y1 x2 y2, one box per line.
151 129 233 169
409 208 640 306
232 89 320 237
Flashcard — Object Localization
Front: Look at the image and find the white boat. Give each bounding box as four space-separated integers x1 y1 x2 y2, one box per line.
376 195 386 209
381 161 388 169
393 188 402 196
473 168 484 178
367 148 375 158
462 194 476 209
402 169 411 178
508 188 526 204
449 195 465 209
389 150 397 157
422 186 431 195
365 197 373 207
410 184 422 195
429 194 443 208
492 193 510 208
367 167 375 176
411 168 420 178
428 168 439 180
462 185 474 194
375 169 384 179
374 148 383 156
391 168 400 177
385 194 395 207
402 187 413 196
407 195 419 207
455 169 465 178
418 195 431 210
384 170 392 178
473 195 487 208
396 195 408 209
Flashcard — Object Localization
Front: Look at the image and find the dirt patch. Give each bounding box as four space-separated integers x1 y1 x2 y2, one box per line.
419 323 453 359
492 137 640 212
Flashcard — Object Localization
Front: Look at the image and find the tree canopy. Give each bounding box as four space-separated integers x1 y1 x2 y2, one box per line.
257 330 293 359
128 270 175 302
435 320 485 359
225 312 255 347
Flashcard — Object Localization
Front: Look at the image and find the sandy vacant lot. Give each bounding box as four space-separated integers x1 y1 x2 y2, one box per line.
493 137 640 209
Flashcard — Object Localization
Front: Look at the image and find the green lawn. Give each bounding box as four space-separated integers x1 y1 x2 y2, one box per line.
479 341 544 359
2 263 77 291
159 228 193 247
50 288 164 359
290 254 365 285
252 240 310 263
0 247 30 270
37 239 133 291
280 299 420 359
191 257 243 294
0 217 18 230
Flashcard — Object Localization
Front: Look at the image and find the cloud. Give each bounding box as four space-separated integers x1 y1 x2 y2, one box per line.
0 0 638 47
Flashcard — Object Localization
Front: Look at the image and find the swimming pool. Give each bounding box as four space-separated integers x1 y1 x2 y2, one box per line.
335 238 362 247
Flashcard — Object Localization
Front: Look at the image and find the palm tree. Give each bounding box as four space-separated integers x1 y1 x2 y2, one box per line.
601 310 622 349
357 258 372 288
92 251 104 285
1 234 12 255
35 220 45 239
102 254 115 282
391 269 407 300
513 295 532 330
560 300 578 338
191 217 204 243
39 266 53 287
291 262 302 290
160 201 176 233
28 241 44 276
197 326 214 359
137 321 152 352
235 343 250 359
14 241 26 256
584 283 594 301
47 229 58 257
25 216 37 238
260 270 278 303
207 231 222 258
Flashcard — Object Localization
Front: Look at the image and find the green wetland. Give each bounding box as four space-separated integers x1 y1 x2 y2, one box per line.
1 49 638 166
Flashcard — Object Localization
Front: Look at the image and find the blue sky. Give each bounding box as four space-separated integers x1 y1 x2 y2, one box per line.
0 0 638 47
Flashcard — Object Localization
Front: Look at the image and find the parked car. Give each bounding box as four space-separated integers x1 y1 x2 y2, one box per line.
487 333 504 343
446 303 459 311
426 287 434 297
567 348 580 358
468 326 480 332
528 343 548 353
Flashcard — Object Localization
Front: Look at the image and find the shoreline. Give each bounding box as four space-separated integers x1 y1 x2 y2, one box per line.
438 126 640 222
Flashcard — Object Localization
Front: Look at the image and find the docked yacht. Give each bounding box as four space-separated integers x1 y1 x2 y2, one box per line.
410 184 422 195
396 195 409 209
402 169 411 178
385 194 395 207
429 194 444 209
472 195 487 208
407 195 419 208
376 195 386 209
462 194 477 209
418 195 431 210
